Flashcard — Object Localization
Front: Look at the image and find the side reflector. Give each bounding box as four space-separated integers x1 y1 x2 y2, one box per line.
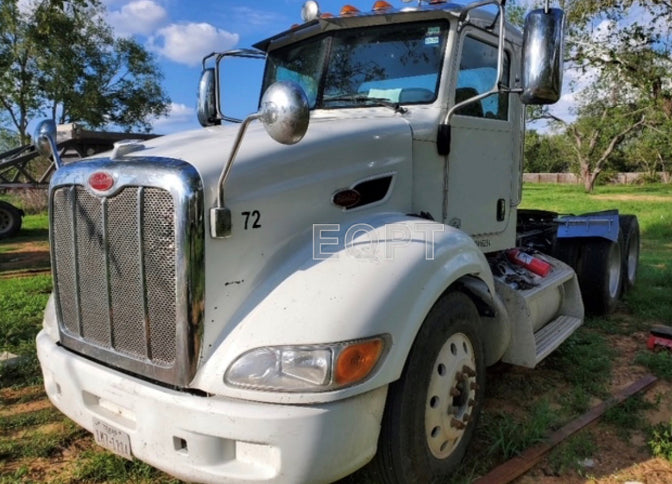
88 172 114 192
334 340 383 385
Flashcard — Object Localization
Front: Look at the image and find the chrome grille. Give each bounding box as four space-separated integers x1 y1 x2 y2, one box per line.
52 186 178 367
49 158 204 387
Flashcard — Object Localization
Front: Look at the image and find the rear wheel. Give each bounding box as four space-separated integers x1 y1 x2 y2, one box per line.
577 238 622 315
552 238 581 269
0 201 22 239
371 291 484 483
619 215 640 293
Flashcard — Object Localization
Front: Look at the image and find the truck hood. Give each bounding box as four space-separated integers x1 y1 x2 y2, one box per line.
128 112 416 366
129 112 412 207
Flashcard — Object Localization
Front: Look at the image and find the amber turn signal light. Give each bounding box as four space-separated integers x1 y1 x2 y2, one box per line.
334 339 384 385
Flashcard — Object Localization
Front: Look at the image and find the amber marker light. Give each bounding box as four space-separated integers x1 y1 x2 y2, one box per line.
334 339 384 386
340 5 361 16
372 1 393 12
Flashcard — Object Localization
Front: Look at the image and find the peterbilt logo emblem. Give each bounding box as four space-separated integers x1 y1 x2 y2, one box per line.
88 171 114 191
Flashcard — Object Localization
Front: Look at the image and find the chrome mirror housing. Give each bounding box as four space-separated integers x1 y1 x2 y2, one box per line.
259 81 310 145
521 8 565 105
197 68 219 127
34 119 63 169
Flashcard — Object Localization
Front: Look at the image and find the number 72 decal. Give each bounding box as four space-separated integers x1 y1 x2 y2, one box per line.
241 210 261 230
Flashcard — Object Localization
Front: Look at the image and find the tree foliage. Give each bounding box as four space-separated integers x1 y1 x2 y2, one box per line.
528 0 672 190
0 0 169 144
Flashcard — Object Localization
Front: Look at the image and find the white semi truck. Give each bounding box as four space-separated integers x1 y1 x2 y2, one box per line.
36 1 640 482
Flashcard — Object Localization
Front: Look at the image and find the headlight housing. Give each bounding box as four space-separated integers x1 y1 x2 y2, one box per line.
225 336 387 392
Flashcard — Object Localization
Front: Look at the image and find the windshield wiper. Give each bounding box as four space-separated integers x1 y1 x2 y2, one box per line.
322 94 408 114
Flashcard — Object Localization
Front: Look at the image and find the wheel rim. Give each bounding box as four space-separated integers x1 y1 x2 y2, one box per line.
627 232 639 284
607 242 621 299
425 332 477 459
0 208 11 235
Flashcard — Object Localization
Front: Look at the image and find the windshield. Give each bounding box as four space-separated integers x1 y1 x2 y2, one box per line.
262 21 448 109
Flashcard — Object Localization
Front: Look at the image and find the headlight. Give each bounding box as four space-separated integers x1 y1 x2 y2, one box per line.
225 336 386 392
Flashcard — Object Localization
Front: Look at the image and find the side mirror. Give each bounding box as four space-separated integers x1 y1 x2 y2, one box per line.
521 8 565 105
197 68 219 127
34 119 63 169
259 81 310 145
211 81 310 238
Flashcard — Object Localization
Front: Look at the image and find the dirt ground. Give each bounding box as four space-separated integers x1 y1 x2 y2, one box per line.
2 237 672 483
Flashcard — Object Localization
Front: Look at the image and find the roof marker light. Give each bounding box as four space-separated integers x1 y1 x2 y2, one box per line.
372 1 393 12
321 12 334 18
340 5 361 16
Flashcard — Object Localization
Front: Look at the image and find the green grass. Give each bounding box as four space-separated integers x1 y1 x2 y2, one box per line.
548 432 597 475
69 451 182 484
649 420 672 462
0 274 51 387
1 183 672 482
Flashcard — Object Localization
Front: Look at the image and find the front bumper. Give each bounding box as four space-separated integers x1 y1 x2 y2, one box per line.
37 330 387 483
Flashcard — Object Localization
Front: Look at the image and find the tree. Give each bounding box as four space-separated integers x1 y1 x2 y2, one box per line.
524 130 573 173
530 0 672 190
0 0 169 142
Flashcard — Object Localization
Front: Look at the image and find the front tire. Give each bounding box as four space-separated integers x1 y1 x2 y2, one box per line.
371 291 484 483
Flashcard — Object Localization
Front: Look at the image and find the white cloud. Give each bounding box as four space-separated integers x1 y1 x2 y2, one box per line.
108 0 168 37
152 102 195 130
149 23 239 66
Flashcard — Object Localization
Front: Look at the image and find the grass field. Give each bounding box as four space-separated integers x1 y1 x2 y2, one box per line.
1 183 671 483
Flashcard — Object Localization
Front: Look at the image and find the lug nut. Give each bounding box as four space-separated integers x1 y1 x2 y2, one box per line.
450 418 466 430
470 382 479 391
468 399 475 407
462 365 476 377
450 387 461 397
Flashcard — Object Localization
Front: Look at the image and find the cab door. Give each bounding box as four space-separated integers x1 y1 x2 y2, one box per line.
444 31 520 251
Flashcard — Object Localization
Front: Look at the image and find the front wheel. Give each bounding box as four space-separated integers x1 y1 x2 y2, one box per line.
371 291 484 483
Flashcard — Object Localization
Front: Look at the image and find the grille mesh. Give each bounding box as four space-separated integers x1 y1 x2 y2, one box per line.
52 186 177 368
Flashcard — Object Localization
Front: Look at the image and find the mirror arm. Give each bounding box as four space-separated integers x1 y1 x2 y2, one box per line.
442 1 507 127
215 112 261 208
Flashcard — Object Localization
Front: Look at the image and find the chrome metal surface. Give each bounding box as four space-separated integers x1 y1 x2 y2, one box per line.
212 81 310 236
197 68 218 127
200 49 266 125
521 8 564 105
34 120 64 169
443 0 506 127
259 81 310 146
49 157 204 387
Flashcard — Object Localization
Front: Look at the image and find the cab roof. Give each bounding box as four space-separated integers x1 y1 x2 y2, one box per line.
253 2 522 52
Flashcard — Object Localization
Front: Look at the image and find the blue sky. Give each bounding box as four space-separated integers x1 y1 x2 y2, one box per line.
101 0 381 134
86 0 641 135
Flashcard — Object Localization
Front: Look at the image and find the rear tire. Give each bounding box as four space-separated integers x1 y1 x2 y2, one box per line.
619 215 640 293
371 291 484 483
0 201 22 239
552 238 581 270
577 238 622 315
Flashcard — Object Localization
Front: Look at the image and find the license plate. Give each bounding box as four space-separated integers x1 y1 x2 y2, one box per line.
93 419 133 460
